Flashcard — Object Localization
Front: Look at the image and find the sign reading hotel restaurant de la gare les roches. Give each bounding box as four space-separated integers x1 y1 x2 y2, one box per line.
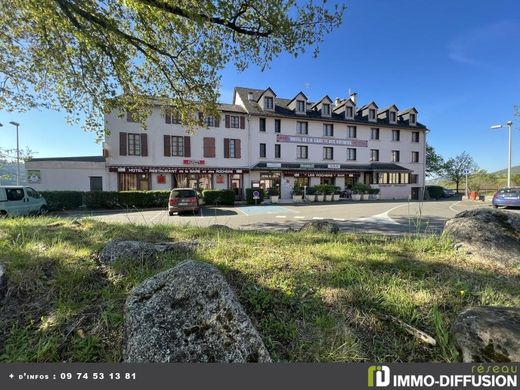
276 134 368 147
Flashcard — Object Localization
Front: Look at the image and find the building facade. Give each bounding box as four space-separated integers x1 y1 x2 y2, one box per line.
26 86 427 200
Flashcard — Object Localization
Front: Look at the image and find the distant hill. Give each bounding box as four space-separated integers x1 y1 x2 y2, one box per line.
0 160 27 185
492 166 520 175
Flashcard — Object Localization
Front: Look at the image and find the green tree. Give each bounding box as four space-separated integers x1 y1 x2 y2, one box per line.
0 1 345 135
426 144 446 177
444 152 478 193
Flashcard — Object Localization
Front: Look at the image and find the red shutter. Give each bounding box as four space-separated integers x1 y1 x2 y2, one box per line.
119 132 127 156
184 136 191 157
235 139 241 159
240 116 245 129
224 138 230 158
225 115 230 128
204 137 215 158
141 133 148 156
164 135 171 157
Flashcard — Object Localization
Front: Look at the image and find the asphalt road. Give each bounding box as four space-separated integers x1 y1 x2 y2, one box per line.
79 200 519 234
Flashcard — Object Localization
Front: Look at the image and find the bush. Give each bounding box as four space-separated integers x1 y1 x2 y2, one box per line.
292 187 303 196
83 191 170 209
39 191 84 211
427 186 444 200
202 189 235 206
352 183 369 194
84 191 119 209
245 188 265 205
367 188 380 195
266 187 279 197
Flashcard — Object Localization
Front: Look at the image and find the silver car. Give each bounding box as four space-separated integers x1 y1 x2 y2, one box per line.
0 186 48 217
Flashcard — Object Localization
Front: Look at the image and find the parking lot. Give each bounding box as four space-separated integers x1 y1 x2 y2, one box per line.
80 199 519 234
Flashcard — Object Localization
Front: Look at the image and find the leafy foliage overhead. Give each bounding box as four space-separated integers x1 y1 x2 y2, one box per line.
0 0 345 135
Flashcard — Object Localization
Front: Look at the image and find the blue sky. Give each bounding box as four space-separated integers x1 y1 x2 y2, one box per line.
1 0 519 172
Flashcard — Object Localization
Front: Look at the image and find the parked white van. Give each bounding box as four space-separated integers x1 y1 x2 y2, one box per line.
0 186 48 217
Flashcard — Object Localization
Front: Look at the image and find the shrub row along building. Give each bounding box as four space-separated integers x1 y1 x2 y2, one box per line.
26 86 428 200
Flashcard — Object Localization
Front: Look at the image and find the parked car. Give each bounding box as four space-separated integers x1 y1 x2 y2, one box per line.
0 186 48 217
168 188 202 215
492 187 520 209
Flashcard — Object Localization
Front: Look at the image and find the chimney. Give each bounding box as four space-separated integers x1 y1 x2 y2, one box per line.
335 97 341 106
247 91 254 102
349 92 358 105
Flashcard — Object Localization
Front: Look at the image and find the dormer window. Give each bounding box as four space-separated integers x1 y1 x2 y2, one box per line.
390 111 396 123
264 96 274 110
322 104 330 116
410 113 416 125
346 106 354 119
297 100 306 113
369 109 376 120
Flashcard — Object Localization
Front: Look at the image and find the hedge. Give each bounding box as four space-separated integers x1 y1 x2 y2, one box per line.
40 191 84 211
245 188 265 205
202 189 235 206
427 186 444 200
38 190 171 210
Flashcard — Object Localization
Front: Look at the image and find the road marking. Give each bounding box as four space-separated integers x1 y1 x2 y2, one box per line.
333 218 345 221
275 215 287 219
235 207 249 216
294 216 305 219
312 217 324 220
449 201 461 213
355 203 407 225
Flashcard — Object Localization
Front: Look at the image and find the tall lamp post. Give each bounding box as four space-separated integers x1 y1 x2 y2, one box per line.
490 121 513 187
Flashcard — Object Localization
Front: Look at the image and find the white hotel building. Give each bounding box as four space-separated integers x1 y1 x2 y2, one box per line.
26 86 428 200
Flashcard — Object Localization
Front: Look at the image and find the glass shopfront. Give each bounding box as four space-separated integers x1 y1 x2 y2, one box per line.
118 173 150 191
259 171 281 193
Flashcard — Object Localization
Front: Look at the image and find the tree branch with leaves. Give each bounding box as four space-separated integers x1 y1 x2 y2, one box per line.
0 0 346 136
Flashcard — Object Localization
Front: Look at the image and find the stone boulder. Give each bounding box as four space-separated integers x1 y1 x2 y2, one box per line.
299 220 340 234
99 240 199 265
0 263 6 298
443 208 520 265
451 306 520 362
124 260 271 363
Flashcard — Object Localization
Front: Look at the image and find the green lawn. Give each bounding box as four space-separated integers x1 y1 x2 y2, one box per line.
0 217 518 362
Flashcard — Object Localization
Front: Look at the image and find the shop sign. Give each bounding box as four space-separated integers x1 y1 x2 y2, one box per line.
110 166 248 174
183 160 205 166
276 134 368 147
216 175 225 184
299 163 315 169
27 170 41 184
327 164 341 169
157 175 166 184
266 162 282 168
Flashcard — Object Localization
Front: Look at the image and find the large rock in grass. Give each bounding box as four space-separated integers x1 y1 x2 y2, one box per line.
451 306 520 362
0 263 6 298
124 260 271 362
99 240 199 265
299 220 339 234
443 208 520 265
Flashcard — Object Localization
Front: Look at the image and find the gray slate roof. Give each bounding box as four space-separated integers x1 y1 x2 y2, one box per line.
234 87 426 130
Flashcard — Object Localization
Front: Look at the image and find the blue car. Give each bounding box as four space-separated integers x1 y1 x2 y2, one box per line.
492 187 520 209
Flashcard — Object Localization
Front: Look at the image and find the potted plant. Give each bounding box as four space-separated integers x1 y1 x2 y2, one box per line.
368 188 380 200
292 186 303 203
267 187 279 203
304 186 316 202
314 186 324 202
322 184 335 201
352 183 368 200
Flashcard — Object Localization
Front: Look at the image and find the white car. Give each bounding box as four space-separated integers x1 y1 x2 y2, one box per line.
0 186 48 217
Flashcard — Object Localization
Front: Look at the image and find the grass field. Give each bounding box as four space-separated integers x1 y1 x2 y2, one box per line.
0 217 518 362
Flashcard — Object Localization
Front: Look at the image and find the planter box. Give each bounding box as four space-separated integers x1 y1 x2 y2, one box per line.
332 194 340 201
305 194 315 202
368 194 380 201
352 194 362 201
270 195 279 204
292 195 303 203
316 195 325 202
324 194 333 201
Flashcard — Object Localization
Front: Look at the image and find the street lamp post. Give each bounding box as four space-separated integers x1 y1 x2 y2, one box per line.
490 121 513 187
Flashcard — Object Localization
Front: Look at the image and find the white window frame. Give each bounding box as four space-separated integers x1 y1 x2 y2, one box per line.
347 126 357 139
171 136 184 157
297 145 308 159
323 123 333 137
127 133 141 156
297 121 308 135
264 96 274 110
347 148 357 161
323 147 333 160
322 103 330 116
296 100 306 113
